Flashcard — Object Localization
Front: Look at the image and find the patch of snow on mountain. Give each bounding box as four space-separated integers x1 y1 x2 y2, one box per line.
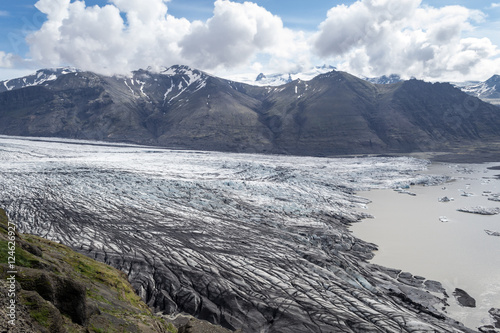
2 80 11 91
124 80 135 96
455 75 500 105
137 80 150 100
460 82 495 97
193 80 207 93
227 65 336 86
0 67 80 92
163 79 174 104
161 65 207 95
364 74 402 84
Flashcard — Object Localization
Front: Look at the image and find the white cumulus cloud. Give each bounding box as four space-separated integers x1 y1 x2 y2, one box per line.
28 0 191 75
0 51 15 68
312 0 500 81
179 0 301 70
26 0 306 76
12 0 500 81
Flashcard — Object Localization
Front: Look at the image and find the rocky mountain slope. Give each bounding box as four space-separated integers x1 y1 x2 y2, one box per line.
459 75 500 106
1 65 500 156
0 208 232 333
0 67 79 93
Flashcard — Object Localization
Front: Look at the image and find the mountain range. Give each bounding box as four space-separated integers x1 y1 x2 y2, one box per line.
456 75 500 106
1 65 500 157
235 69 500 107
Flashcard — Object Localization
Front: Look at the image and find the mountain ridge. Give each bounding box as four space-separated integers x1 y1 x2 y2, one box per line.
1 65 500 157
459 74 500 106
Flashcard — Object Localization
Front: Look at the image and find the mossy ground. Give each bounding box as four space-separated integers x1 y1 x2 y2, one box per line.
0 239 42 268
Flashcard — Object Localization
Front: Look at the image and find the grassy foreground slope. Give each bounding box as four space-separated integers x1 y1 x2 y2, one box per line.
0 208 231 333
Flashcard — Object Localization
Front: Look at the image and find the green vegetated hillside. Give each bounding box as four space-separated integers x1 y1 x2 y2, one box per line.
0 208 233 333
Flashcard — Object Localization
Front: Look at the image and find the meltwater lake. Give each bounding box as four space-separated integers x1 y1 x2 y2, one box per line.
351 162 500 329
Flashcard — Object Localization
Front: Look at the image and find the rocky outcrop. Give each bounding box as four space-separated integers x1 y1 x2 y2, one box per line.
177 318 236 333
479 308 500 333
491 308 500 328
479 325 499 333
453 288 476 308
17 268 88 325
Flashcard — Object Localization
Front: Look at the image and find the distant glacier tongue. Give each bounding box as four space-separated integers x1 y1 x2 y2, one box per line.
0 135 473 333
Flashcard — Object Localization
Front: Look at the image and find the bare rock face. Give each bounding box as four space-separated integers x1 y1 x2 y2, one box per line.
478 309 500 333
0 281 39 333
490 308 500 328
16 269 88 325
453 288 476 308
479 325 498 333
178 318 235 333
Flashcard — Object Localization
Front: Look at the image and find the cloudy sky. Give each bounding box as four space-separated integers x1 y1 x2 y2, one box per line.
0 0 500 82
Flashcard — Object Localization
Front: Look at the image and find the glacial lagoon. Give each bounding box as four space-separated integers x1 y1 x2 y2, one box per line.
351 162 500 329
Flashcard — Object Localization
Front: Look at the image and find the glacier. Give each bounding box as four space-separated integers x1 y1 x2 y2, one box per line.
0 135 475 333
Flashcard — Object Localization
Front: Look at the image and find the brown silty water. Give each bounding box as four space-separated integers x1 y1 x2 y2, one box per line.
351 162 500 330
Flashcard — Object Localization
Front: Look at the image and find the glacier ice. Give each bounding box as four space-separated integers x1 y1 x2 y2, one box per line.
0 135 471 333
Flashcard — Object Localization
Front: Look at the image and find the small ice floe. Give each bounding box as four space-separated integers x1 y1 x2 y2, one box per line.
488 194 500 202
439 216 450 223
460 191 474 197
438 196 454 202
394 188 416 196
457 206 500 215
485 230 500 237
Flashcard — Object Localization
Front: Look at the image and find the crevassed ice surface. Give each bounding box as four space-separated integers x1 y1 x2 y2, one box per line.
0 135 472 333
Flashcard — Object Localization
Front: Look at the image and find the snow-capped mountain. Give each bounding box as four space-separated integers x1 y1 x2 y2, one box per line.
254 72 293 86
0 67 79 92
1 64 500 156
231 65 336 86
246 70 403 87
119 65 209 106
457 75 500 105
364 74 402 84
